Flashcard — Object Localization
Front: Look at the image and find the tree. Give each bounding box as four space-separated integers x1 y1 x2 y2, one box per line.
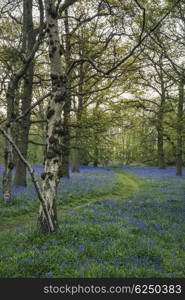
1 0 44 202
37 0 77 233
176 71 184 175
14 0 36 186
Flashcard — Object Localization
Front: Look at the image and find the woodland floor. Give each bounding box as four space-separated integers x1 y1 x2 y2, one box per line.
0 166 184 278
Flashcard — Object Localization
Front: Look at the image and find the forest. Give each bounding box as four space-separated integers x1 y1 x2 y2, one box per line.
0 0 185 280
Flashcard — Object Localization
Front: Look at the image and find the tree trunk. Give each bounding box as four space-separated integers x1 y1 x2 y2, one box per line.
2 77 17 202
157 126 165 169
71 118 82 172
157 76 166 169
60 100 71 178
72 62 84 173
93 141 99 167
176 77 184 176
2 0 44 200
72 146 81 172
37 0 66 233
59 9 71 179
14 0 35 187
0 124 55 232
3 126 14 203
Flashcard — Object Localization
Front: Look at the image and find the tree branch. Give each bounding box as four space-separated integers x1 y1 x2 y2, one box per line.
59 0 78 12
82 0 181 76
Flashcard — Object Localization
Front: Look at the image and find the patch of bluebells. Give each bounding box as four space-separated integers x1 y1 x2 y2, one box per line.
0 165 185 277
0 165 117 204
106 165 185 178
57 167 117 199
2 165 184 205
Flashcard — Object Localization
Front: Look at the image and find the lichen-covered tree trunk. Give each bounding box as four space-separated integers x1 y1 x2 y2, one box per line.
37 0 66 233
176 77 184 176
14 0 35 187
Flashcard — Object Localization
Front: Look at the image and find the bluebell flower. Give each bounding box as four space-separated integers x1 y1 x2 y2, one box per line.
46 272 53 278
95 259 101 264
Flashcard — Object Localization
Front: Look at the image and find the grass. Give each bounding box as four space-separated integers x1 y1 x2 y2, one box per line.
0 166 184 278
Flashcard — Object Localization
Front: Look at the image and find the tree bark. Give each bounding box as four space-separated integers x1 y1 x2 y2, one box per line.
71 114 82 173
37 0 66 233
92 105 100 167
59 9 71 179
2 73 18 202
157 125 165 169
2 0 44 202
14 0 35 187
0 124 55 232
72 63 84 173
176 76 184 176
60 99 71 178
72 146 81 172
3 128 14 203
157 68 166 169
